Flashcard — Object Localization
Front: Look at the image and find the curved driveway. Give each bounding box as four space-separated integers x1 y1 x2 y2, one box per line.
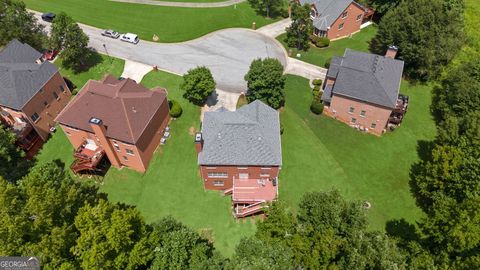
93 28 287 93
110 0 246 8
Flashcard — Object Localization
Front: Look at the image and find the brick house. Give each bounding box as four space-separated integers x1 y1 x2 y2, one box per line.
195 100 282 217
298 0 372 40
321 46 408 135
0 39 71 154
55 75 170 174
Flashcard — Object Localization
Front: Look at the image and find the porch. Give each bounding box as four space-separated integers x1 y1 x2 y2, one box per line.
231 177 278 218
388 94 409 130
12 121 42 152
70 140 109 177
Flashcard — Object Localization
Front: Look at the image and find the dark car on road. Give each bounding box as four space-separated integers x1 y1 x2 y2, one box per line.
41 12 56 22
101 29 120 39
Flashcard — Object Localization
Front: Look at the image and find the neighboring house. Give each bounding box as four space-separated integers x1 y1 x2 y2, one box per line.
321 46 408 135
55 75 170 174
195 100 282 218
298 0 373 40
0 39 71 154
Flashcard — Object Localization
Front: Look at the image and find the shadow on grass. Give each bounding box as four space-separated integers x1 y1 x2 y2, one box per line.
385 218 420 244
62 49 103 75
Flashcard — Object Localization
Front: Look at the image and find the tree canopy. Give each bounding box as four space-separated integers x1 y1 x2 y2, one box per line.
0 125 31 182
247 0 285 18
50 12 90 72
285 3 313 51
371 0 465 80
244 58 285 109
0 0 46 50
181 66 216 106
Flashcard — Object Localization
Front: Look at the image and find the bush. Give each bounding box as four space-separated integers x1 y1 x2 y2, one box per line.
312 86 321 100
312 79 323 86
310 100 324 115
316 37 330 48
169 100 183 118
280 121 284 135
324 58 332 68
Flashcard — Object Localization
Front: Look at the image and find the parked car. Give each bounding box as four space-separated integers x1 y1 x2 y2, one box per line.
41 12 56 22
120 33 139 44
101 29 120 39
42 49 59 61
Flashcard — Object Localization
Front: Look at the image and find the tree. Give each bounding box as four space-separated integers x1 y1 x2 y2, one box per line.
181 66 216 105
227 238 293 270
50 12 90 72
0 0 46 50
432 58 480 145
149 216 225 270
73 199 152 270
244 58 285 109
0 125 31 182
247 0 284 18
0 162 99 269
251 190 405 269
284 3 313 51
357 0 401 18
371 0 464 80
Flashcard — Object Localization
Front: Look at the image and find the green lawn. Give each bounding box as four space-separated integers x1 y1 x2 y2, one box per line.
54 54 124 93
277 25 377 67
24 0 278 42
153 0 225 3
280 75 435 229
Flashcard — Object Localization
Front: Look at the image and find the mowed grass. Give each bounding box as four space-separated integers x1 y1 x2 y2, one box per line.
36 70 257 256
54 54 124 93
277 25 377 67
279 75 435 229
24 0 278 42
153 0 225 3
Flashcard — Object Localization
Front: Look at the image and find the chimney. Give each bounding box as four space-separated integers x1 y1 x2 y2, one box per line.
385 45 398 59
89 117 121 168
195 132 203 154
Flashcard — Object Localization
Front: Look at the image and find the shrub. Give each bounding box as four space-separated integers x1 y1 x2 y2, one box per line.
312 79 323 86
310 100 324 115
315 37 330 48
309 35 320 45
312 86 321 100
324 58 332 68
169 100 183 118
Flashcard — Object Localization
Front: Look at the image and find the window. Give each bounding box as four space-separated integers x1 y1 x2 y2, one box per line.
338 23 344 30
351 118 357 124
360 110 366 117
261 167 272 170
342 11 348 18
60 85 65 92
126 149 134 156
207 172 228 178
260 173 270 178
31 112 40 122
114 145 120 151
206 167 217 169
213 180 224 187
371 123 377 129
239 173 249 179
123 156 128 161
310 8 316 18
238 167 248 170
44 101 49 107
53 91 59 99
348 107 355 113
356 14 362 21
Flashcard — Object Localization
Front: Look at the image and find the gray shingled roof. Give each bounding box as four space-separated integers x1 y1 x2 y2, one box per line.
299 0 360 31
198 100 282 166
324 48 404 108
0 39 58 110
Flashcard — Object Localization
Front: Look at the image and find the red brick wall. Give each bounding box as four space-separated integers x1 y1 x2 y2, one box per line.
327 2 365 40
22 72 71 140
199 165 280 190
59 97 169 173
325 94 392 135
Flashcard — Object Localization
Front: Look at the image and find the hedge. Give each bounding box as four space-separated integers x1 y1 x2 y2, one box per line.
169 100 183 118
310 100 324 115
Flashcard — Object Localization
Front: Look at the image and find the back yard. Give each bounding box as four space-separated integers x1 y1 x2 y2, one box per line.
23 0 279 42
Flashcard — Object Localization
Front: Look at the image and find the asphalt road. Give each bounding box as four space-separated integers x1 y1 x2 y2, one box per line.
34 12 287 93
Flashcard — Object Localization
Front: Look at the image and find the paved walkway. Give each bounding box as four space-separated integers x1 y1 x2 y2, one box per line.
110 0 245 8
256 18 291 38
285 57 327 82
121 60 153 82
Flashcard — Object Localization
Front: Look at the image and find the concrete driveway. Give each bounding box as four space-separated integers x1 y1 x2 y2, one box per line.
34 12 287 94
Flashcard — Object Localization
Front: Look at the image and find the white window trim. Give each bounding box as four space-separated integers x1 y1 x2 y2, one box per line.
260 167 272 170
238 167 248 170
213 180 225 186
126 149 135 156
207 172 228 178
